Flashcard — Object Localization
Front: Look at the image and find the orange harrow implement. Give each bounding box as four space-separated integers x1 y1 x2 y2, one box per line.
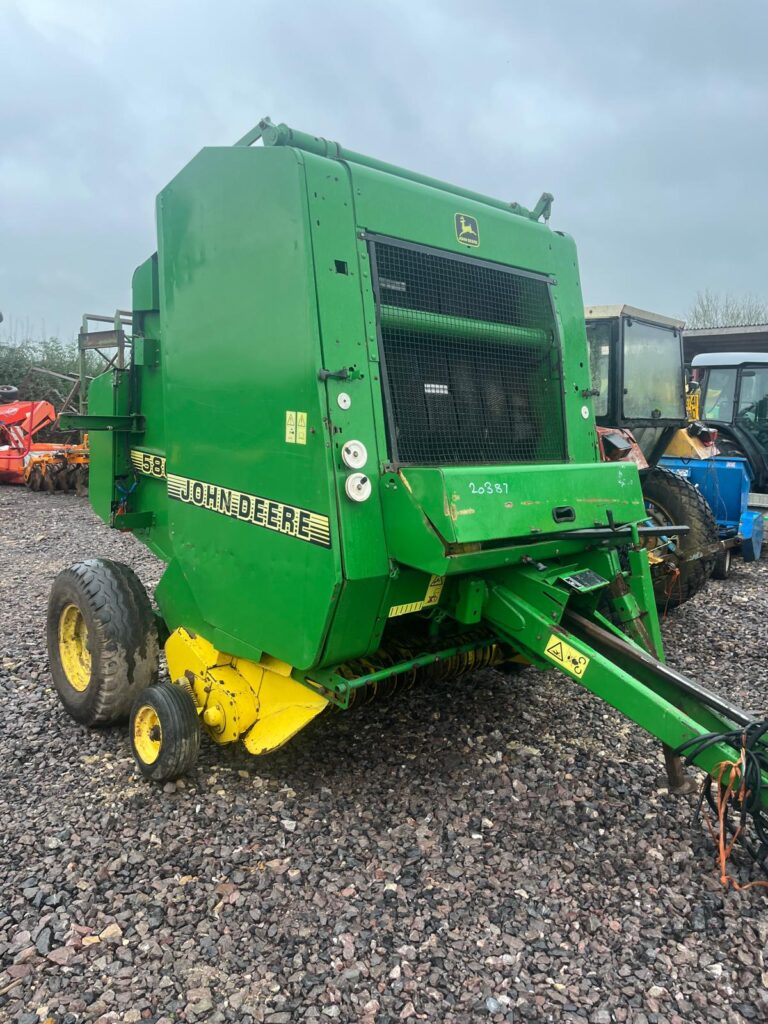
0 399 89 494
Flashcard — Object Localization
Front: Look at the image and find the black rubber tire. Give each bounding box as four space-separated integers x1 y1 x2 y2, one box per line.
129 682 200 782
0 384 19 402
712 546 733 580
642 466 719 609
47 559 159 726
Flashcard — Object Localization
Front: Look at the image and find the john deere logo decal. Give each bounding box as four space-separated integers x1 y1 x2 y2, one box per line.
455 213 479 247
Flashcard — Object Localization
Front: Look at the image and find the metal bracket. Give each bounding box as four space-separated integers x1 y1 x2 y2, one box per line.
111 511 154 530
318 367 350 382
234 116 274 148
319 366 364 382
59 413 145 433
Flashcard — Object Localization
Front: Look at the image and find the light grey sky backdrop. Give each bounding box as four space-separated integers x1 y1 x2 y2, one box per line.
1 0 767 340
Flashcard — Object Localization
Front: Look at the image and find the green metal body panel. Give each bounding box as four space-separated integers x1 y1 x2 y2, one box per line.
83 133 632 673
383 463 644 558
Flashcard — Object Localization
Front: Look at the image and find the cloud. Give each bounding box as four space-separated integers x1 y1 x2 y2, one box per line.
1 0 767 338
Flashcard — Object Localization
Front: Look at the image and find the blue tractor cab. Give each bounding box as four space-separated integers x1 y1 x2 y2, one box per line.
692 351 768 497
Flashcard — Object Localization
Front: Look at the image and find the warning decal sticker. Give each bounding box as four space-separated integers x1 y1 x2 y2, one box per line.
544 634 590 679
389 574 446 618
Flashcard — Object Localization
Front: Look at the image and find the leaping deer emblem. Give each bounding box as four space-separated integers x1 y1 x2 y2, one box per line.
455 214 479 245
459 215 477 238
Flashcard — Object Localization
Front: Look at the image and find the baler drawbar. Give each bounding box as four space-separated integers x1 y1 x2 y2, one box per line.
48 118 767 878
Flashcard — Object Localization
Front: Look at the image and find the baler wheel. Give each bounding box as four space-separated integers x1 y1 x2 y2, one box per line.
129 683 200 782
47 559 159 726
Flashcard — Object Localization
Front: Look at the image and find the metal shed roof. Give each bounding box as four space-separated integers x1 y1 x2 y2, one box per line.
683 323 768 363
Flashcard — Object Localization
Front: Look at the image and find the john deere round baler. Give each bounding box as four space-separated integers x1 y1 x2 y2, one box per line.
48 119 768 869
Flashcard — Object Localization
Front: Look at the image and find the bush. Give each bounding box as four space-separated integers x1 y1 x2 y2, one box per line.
0 337 98 405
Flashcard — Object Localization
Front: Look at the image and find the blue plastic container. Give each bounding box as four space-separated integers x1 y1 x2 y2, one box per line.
658 455 764 561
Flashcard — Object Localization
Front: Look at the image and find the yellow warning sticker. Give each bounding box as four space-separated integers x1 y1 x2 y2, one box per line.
389 574 446 618
423 574 445 607
286 411 307 444
296 412 307 445
544 634 590 679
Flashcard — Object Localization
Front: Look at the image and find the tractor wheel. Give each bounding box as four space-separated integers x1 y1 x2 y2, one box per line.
129 682 200 782
0 384 19 402
47 559 159 726
642 466 718 609
27 466 43 491
712 546 733 580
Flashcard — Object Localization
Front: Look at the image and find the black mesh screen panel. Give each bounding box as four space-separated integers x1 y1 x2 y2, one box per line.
369 237 567 466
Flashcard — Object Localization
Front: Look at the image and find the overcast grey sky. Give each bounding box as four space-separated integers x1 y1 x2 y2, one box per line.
1 0 766 341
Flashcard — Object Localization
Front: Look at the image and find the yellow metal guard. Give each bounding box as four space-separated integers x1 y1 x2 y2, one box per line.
165 628 328 754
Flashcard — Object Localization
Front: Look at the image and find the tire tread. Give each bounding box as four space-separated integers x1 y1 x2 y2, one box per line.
47 559 159 725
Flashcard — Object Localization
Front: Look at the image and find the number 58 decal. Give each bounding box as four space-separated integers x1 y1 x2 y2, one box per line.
130 450 167 480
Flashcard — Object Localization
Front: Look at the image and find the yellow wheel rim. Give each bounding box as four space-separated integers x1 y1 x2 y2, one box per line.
133 705 162 764
58 604 92 692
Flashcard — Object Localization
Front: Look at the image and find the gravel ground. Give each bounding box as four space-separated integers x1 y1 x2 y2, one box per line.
1 485 767 1024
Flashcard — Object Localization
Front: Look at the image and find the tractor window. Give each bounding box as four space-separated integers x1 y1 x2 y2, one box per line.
622 319 684 419
702 368 737 421
737 368 768 426
585 322 610 417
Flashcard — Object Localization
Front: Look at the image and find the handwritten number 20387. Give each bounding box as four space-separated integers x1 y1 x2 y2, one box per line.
468 481 509 496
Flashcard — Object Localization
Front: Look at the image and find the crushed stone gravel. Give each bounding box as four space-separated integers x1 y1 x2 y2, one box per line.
1 486 767 1023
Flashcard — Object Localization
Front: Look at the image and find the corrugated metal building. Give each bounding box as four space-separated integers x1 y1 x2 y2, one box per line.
683 323 768 363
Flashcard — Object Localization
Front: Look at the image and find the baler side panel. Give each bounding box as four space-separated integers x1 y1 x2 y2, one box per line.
300 154 393 665
153 147 342 670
